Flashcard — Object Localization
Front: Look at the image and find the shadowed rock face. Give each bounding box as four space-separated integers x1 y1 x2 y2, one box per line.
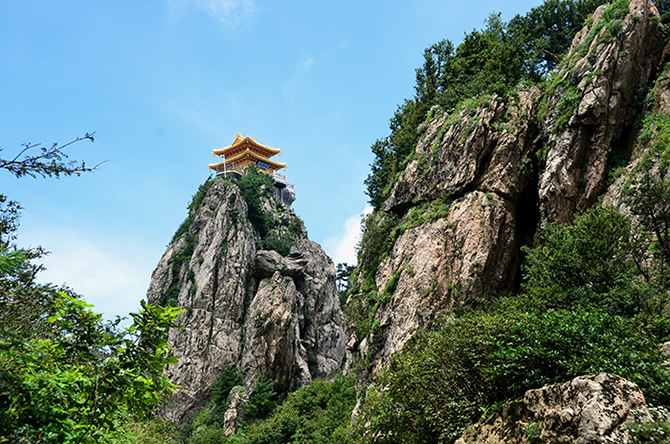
348 0 666 378
146 179 346 424
455 373 647 444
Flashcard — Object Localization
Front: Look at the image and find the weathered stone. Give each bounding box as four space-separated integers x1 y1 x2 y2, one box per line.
385 87 541 213
539 0 663 225
222 386 248 437
146 179 346 426
455 374 647 444
363 191 520 373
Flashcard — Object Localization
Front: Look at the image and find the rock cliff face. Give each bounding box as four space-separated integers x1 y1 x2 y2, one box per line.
455 374 647 444
146 177 346 425
348 0 666 376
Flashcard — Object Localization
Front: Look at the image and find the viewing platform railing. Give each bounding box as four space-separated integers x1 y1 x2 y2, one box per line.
214 163 295 192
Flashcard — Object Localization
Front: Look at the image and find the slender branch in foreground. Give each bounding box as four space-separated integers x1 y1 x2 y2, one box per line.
0 132 105 178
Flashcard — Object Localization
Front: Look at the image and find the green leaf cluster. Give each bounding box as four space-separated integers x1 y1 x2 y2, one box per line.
0 281 183 443
237 167 276 238
237 375 356 444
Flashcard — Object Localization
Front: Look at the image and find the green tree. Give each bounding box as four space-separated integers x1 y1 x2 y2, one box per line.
626 173 670 288
0 134 183 443
336 263 355 294
0 263 183 443
522 205 641 315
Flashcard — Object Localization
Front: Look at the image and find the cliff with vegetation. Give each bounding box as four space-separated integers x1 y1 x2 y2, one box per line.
143 1 670 443
344 0 670 442
348 0 664 377
146 170 346 431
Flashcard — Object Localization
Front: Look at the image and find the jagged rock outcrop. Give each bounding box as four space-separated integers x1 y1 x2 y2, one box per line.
362 191 521 374
455 374 646 444
348 0 666 377
385 87 542 212
146 178 346 424
538 0 664 225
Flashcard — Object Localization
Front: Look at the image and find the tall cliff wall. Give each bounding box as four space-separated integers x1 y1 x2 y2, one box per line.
347 0 666 377
146 175 346 427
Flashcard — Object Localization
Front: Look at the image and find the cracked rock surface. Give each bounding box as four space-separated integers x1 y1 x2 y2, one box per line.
146 180 346 424
455 374 646 444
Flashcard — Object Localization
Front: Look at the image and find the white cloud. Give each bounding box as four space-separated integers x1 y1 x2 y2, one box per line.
167 0 258 28
19 230 163 322
323 205 373 266
283 54 316 101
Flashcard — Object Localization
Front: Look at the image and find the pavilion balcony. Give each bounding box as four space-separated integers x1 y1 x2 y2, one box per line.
213 163 295 194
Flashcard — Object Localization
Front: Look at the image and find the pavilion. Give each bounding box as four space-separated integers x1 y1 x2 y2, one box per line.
208 133 296 206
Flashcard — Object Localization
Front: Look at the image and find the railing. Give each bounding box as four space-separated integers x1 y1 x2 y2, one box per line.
214 163 295 192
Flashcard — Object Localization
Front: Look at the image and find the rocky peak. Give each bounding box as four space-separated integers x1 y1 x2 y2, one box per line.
146 175 346 427
347 0 666 378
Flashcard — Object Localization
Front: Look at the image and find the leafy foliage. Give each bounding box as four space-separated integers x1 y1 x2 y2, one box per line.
260 233 295 257
359 304 669 444
521 205 641 316
181 376 356 444
0 147 182 442
208 368 243 426
237 167 276 238
238 375 356 444
109 417 181 444
245 377 278 421
626 172 670 288
628 406 670 444
0 280 183 443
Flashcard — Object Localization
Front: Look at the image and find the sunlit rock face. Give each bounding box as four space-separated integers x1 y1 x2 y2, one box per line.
146 179 346 424
455 373 647 444
538 0 663 225
348 0 666 378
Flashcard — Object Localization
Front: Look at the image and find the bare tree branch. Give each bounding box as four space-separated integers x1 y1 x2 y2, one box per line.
0 132 105 178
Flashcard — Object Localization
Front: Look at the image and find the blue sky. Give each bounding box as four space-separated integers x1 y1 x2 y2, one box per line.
1 0 542 320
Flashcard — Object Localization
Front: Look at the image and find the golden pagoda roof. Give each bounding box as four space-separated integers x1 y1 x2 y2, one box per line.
208 149 287 171
212 133 282 158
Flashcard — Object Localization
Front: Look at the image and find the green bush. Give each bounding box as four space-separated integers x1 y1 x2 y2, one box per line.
628 406 670 444
522 205 642 316
261 233 295 257
187 424 226 444
487 307 670 405
109 417 180 444
359 304 670 444
207 368 243 426
245 377 277 421
237 167 276 238
236 375 356 444
0 290 183 443
360 311 517 444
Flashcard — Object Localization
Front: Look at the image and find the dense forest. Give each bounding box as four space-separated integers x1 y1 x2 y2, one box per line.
3 0 670 443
